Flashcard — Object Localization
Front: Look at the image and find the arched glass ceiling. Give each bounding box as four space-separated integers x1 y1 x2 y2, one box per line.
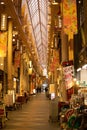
26 0 48 69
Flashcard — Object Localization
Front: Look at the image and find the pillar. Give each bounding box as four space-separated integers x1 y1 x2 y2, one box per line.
7 19 13 90
61 32 69 62
61 31 69 101
20 55 24 95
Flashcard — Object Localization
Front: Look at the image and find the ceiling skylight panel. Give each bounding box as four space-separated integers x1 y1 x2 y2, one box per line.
42 34 47 44
42 32 47 41
37 39 41 47
34 25 40 37
36 41 41 48
28 1 37 17
41 24 46 34
30 0 38 8
32 12 39 27
39 0 47 11
40 13 46 26
36 33 41 43
40 0 47 17
26 0 48 68
42 42 47 49
38 45 42 51
35 37 41 43
42 38 46 45
30 6 38 19
30 8 39 19
42 32 46 40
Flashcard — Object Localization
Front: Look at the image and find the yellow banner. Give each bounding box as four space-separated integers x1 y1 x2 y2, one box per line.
0 32 7 57
63 0 77 40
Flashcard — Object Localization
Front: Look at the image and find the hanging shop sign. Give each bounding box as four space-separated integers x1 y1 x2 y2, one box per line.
62 60 74 100
0 32 7 57
63 0 77 40
62 60 74 90
63 65 73 90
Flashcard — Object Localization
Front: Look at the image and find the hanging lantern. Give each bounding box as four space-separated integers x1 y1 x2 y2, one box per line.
28 68 32 75
17 39 20 50
1 13 7 31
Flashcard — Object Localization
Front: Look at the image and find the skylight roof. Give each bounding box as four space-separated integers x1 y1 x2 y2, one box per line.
27 0 48 69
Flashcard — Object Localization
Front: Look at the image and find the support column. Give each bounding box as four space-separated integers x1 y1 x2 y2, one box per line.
20 55 24 95
61 31 69 101
7 19 13 90
61 32 69 62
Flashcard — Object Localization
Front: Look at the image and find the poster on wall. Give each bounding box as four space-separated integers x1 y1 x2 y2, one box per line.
0 32 7 57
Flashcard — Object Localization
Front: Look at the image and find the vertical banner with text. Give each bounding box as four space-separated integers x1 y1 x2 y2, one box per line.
0 32 7 57
63 0 77 40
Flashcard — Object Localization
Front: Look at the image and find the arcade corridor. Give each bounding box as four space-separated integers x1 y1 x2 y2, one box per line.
3 93 60 130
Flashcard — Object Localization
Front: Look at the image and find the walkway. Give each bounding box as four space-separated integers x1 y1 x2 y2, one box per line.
3 93 60 130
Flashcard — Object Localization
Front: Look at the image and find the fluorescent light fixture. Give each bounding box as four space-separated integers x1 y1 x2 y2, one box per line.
8 16 11 19
77 67 81 72
82 64 87 69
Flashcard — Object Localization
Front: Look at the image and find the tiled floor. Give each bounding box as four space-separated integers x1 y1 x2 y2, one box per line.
3 93 61 130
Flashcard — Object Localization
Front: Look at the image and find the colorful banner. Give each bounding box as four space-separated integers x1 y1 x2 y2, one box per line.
49 57 58 72
63 65 73 90
62 60 74 90
63 0 77 40
0 32 7 57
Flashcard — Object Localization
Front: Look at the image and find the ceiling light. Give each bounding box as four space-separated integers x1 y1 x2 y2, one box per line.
78 0 81 4
77 67 81 72
52 0 59 5
13 38 15 42
82 64 87 69
8 16 11 19
0 63 3 66
0 2 4 5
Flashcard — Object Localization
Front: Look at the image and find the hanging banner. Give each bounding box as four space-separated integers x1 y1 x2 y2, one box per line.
0 32 7 57
62 60 74 90
14 51 20 68
63 0 77 40
63 65 73 90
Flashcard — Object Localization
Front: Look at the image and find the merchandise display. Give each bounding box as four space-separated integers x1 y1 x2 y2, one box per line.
59 92 87 130
0 101 6 128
